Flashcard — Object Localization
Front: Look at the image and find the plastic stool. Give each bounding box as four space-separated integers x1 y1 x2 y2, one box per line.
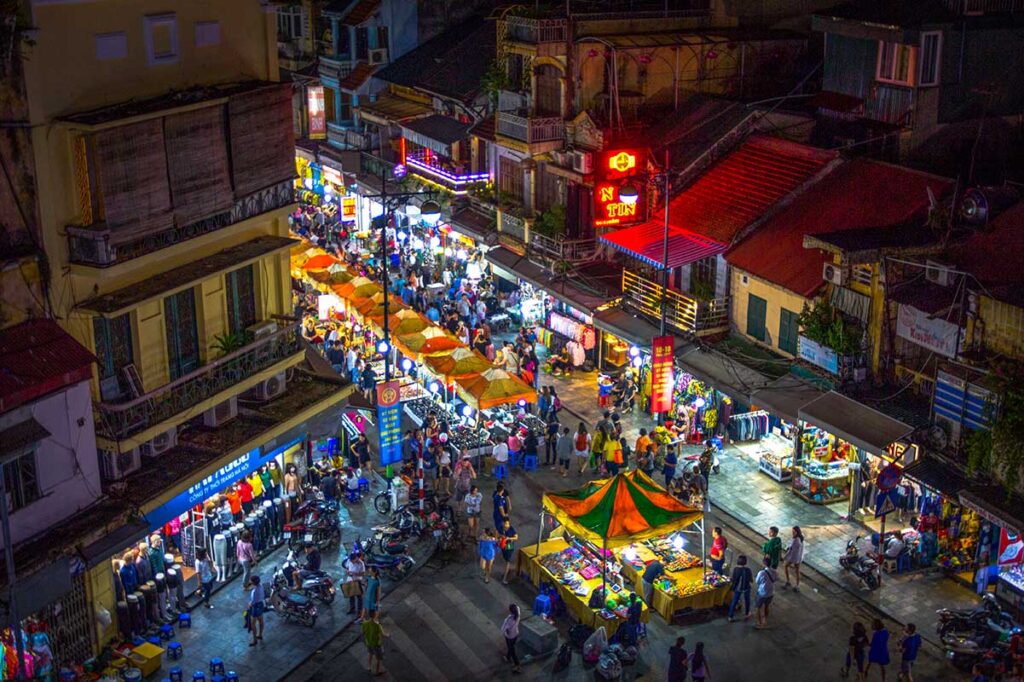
345 489 361 503
192 674 206 682
178 612 192 628
212 676 226 682
160 623 175 641
226 672 239 682
897 552 912 573
358 478 370 494
147 636 161 647
533 593 552 616
167 641 183 660
169 668 184 682
493 464 507 480
132 636 145 646
522 455 538 472
210 658 226 675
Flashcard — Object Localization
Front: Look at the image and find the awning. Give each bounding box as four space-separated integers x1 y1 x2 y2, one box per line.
339 62 376 93
902 457 969 497
448 206 496 243
959 485 1024 535
357 93 431 126
599 221 726 270
750 375 827 425
485 247 608 316
676 345 771 403
592 307 661 350
401 115 471 157
798 391 915 455
0 418 50 458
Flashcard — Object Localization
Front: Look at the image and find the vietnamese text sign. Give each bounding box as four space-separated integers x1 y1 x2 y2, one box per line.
308 85 326 139
896 304 962 358
650 336 674 414
798 335 839 374
376 380 403 466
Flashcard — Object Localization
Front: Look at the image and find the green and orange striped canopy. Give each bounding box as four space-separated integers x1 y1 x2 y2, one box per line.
542 470 701 547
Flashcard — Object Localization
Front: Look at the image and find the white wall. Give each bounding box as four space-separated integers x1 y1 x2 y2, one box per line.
0 380 101 549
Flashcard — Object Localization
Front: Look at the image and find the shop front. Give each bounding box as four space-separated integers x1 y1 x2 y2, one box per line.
958 484 1024 616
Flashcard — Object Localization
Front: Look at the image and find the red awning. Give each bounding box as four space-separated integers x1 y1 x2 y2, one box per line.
600 222 726 270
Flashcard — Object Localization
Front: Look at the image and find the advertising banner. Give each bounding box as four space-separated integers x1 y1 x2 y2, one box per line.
376 380 403 466
798 335 839 375
307 85 326 139
896 304 962 358
999 528 1024 566
650 335 674 414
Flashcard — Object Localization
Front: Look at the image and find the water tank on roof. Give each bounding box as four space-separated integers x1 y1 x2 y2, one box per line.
960 186 1020 226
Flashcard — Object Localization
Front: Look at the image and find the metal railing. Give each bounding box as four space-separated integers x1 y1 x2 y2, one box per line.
96 323 301 441
67 179 295 268
944 0 1024 12
621 270 729 335
327 123 371 150
530 233 597 263
496 112 564 144
500 16 568 44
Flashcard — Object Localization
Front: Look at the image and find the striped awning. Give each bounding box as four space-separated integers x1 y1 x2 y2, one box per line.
599 221 726 270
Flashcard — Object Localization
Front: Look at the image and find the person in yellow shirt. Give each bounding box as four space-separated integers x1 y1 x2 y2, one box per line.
634 429 652 468
604 435 623 476
248 472 264 501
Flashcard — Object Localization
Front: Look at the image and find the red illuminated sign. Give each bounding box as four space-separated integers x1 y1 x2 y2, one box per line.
594 183 639 227
650 336 674 414
608 151 636 173
595 149 646 228
307 85 326 140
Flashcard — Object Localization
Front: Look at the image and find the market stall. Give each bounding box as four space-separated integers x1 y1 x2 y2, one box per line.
453 368 537 410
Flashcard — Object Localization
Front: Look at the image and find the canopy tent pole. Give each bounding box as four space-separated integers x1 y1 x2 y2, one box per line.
601 536 608 598
701 517 707 578
537 509 545 558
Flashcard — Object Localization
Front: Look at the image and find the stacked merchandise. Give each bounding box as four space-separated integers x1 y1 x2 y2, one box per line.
538 543 639 620
656 571 729 597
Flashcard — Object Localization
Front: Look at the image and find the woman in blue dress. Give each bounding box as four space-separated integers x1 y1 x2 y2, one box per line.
866 618 890 681
479 528 498 583
363 566 381 618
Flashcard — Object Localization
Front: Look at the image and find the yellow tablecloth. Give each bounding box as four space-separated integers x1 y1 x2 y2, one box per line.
518 538 650 629
618 544 731 621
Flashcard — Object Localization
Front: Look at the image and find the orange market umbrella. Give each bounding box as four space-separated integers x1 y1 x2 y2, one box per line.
424 347 493 379
336 277 379 299
369 309 430 336
355 293 407 317
454 368 536 410
302 254 339 270
395 326 461 356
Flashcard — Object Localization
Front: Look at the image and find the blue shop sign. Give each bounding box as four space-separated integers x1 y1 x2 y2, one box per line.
146 437 303 529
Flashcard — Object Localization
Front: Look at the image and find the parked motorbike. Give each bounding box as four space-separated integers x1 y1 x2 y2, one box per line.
353 535 415 581
276 550 337 605
284 499 341 551
267 563 318 627
372 524 414 554
839 536 879 590
938 593 1014 637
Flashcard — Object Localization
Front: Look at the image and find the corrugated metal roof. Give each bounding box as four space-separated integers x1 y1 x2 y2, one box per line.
600 222 726 270
0 319 95 415
401 115 472 155
339 62 377 92
340 0 380 26
356 93 431 125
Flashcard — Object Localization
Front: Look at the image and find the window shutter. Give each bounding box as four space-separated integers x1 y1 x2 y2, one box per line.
747 294 767 342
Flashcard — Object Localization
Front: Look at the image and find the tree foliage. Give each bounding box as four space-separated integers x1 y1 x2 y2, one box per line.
966 360 1024 493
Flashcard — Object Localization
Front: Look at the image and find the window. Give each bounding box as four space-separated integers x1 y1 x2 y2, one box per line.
194 21 220 47
508 54 525 91
376 25 389 52
277 5 303 41
336 26 351 59
355 27 369 61
226 265 257 335
323 86 337 123
534 65 562 117
877 41 914 85
4 451 40 512
499 156 524 202
339 92 353 123
690 256 717 296
919 31 942 86
164 288 200 380
143 13 179 66
537 166 562 212
779 308 799 356
95 32 127 60
746 294 767 342
93 314 134 401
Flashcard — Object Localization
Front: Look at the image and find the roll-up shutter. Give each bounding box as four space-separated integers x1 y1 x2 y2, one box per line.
227 83 295 196
94 119 173 239
164 106 233 225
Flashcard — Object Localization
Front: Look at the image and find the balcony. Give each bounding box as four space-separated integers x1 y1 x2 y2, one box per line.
405 151 489 195
621 270 729 336
499 16 568 56
530 233 598 264
67 179 294 268
496 112 564 150
95 323 302 442
327 122 372 150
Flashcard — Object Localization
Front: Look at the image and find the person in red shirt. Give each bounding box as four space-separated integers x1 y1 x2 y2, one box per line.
710 527 728 574
238 480 254 515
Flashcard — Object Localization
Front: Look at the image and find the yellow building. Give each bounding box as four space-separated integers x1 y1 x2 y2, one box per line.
18 0 350 654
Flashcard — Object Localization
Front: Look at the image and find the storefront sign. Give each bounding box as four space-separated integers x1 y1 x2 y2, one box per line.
322 165 343 188
896 304 962 359
999 529 1024 566
797 335 839 375
341 196 357 221
146 437 303 529
307 85 326 139
376 381 403 466
594 183 640 227
876 463 903 492
650 335 674 414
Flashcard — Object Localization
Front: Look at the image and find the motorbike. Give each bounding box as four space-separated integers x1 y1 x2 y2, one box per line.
284 499 341 551
353 535 416 581
938 593 1014 637
372 524 415 554
425 513 458 552
376 485 440 516
267 564 318 627
839 536 879 590
277 550 337 605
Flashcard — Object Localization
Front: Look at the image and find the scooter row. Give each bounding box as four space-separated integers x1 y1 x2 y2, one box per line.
938 593 1021 674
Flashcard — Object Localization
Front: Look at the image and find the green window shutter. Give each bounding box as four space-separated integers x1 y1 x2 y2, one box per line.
779 308 799 355
747 294 767 342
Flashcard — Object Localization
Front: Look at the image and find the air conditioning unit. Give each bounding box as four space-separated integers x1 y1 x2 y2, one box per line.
925 260 955 287
822 262 847 286
203 397 239 428
138 426 177 458
247 320 277 340
931 414 960 451
368 48 388 65
569 150 593 174
246 372 287 402
99 447 142 481
550 150 570 167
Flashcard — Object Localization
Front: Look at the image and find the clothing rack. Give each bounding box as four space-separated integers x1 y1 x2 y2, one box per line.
730 410 768 420
727 410 769 442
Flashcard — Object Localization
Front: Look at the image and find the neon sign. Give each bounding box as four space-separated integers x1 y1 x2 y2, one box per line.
608 152 636 173
594 183 638 227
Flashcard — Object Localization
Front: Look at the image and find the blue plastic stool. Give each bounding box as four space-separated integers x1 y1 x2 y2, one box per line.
493 464 507 480
178 612 192 628
897 552 912 573
132 636 145 646
159 623 175 641
167 641 183 660
533 593 552 616
226 673 239 682
192 674 206 682
212 676 226 682
169 668 184 682
210 658 226 675
522 455 538 472
147 636 161 646
345 488 361 503
358 478 370 494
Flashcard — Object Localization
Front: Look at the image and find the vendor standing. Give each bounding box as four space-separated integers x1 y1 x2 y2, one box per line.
642 560 665 606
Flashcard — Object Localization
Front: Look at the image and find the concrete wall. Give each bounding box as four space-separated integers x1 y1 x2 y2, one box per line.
730 268 810 357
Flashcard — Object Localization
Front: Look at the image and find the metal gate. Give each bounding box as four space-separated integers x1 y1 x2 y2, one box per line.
38 572 94 664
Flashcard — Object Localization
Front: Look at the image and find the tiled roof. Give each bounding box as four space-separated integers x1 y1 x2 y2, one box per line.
339 0 380 26
374 17 495 104
469 115 497 143
0 319 95 415
659 136 836 245
954 202 1024 304
727 159 951 298
339 62 377 92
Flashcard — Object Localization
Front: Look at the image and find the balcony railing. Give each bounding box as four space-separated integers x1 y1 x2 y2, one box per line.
327 122 371 150
621 270 729 336
500 16 568 45
405 152 489 195
530 233 597 263
96 323 301 441
943 0 1024 12
496 112 564 145
67 179 295 268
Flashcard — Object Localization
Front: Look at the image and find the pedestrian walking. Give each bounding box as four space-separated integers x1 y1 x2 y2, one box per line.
762 526 782 569
237 530 257 590
196 548 215 609
727 555 752 622
689 642 711 682
867 618 891 681
247 574 265 646
783 526 805 591
361 610 386 676
501 603 522 674
479 527 498 583
544 411 560 466
841 621 869 681
709 527 727 573
465 485 482 539
898 622 921 682
363 566 381 618
454 452 476 503
589 424 607 474
668 636 689 682
603 433 623 476
574 423 591 475
437 447 452 495
500 518 519 585
754 557 777 629
556 426 573 477
492 481 510 531
663 449 677 489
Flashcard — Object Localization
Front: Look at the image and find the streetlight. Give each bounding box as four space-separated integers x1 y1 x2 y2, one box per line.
377 340 390 354
421 200 442 226
618 184 640 205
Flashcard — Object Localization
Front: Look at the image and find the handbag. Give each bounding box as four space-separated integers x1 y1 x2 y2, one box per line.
342 580 364 597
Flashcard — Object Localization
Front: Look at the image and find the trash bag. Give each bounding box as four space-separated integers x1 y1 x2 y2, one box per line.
569 623 595 650
583 626 608 664
553 643 572 672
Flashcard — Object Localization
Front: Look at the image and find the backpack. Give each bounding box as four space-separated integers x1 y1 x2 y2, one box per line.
575 432 588 451
553 643 572 672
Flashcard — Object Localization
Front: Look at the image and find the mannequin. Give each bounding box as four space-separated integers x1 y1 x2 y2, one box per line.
154 572 169 622
164 568 180 616
262 499 278 544
127 591 145 634
218 497 234 529
213 533 227 582
139 581 157 624
148 535 165 577
119 553 139 596
134 545 153 584
171 563 186 611
273 497 286 542
268 461 282 499
116 599 131 641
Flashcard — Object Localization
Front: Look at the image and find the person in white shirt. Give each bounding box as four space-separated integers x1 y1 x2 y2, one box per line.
884 531 906 559
491 437 509 476
783 526 805 592
501 603 522 674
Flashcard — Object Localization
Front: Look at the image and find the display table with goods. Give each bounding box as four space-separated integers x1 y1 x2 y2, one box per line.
997 565 1024 605
756 433 795 482
791 460 850 504
484 407 548 440
519 537 650 628
616 535 731 619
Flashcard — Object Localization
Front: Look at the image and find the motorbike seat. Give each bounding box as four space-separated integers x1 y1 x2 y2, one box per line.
287 593 312 606
383 543 407 555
